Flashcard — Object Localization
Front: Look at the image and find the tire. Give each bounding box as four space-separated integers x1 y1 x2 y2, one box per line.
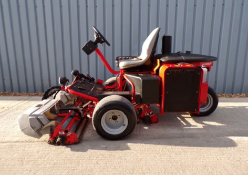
103 77 117 86
191 87 218 117
42 86 61 100
92 95 137 140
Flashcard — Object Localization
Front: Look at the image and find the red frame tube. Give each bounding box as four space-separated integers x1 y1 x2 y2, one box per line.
123 74 136 102
118 77 122 91
68 88 98 102
95 48 120 75
153 59 160 74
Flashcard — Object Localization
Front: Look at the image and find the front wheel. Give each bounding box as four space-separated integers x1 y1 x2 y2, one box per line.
191 87 218 117
92 95 137 140
42 86 61 100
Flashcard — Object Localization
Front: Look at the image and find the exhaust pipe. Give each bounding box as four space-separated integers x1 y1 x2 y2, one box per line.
161 35 172 54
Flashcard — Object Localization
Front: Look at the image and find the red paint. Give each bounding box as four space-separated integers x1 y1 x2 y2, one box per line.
95 48 120 75
49 99 86 144
104 83 116 89
87 103 95 117
200 82 208 105
159 64 169 114
160 61 214 71
57 114 68 117
52 111 72 138
150 114 159 123
97 79 103 84
65 116 80 131
68 88 98 102
64 132 78 145
135 104 158 123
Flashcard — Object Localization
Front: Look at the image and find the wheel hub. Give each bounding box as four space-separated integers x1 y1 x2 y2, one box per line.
101 110 128 135
112 115 118 120
200 94 213 112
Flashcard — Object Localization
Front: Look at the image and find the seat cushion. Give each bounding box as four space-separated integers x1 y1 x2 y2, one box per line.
155 53 217 62
119 58 143 69
119 28 160 69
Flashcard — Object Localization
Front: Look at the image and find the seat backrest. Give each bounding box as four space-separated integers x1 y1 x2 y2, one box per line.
139 28 160 61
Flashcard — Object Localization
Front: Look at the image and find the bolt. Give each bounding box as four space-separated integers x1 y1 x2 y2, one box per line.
115 121 118 123
109 118 112 121
118 115 120 118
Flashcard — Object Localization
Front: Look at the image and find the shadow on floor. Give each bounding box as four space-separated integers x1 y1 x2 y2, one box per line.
67 105 248 152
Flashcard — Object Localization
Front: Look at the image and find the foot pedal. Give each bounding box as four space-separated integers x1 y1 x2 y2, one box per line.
75 117 88 141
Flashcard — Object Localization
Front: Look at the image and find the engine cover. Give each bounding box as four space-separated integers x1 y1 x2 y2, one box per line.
160 64 202 112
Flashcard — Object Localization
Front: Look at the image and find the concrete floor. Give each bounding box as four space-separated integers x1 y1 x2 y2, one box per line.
0 96 248 175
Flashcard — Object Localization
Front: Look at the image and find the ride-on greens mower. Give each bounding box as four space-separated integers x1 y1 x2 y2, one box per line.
18 27 218 145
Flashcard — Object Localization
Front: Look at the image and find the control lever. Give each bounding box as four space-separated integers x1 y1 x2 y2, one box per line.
71 70 80 76
86 74 95 82
71 70 95 82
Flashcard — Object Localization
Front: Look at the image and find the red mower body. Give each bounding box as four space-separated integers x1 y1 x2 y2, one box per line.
18 27 218 145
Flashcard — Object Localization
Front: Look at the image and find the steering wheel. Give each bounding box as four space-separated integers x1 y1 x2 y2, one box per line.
92 26 110 46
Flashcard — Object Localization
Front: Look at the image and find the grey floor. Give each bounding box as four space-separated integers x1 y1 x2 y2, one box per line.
0 96 248 175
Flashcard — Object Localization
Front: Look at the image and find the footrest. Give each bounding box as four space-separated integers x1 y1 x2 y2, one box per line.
69 80 104 98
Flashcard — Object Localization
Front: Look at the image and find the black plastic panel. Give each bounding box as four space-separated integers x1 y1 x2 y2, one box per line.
126 74 160 104
164 68 201 112
82 40 98 55
69 80 104 97
155 53 217 62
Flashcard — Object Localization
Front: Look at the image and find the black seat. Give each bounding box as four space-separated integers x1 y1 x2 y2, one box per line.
154 53 217 62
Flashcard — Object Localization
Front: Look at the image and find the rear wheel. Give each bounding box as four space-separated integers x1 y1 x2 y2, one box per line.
92 95 136 140
103 76 129 90
191 87 218 117
103 77 117 86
